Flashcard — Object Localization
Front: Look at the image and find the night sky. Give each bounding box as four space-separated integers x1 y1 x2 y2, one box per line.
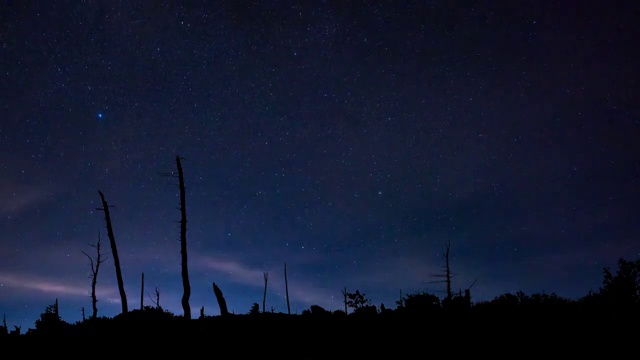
1 1 639 330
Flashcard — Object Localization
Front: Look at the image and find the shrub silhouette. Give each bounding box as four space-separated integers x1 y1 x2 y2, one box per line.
31 300 70 336
248 303 260 316
345 290 370 312
399 291 441 316
302 305 331 318
600 258 640 307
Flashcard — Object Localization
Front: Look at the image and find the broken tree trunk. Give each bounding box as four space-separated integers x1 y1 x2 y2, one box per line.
445 242 452 301
263 272 268 313
213 282 229 316
97 191 128 314
284 262 291 315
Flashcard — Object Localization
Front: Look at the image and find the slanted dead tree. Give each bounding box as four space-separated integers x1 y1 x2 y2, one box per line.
97 191 128 314
262 272 268 313
82 232 106 319
284 262 291 315
213 282 229 316
161 156 191 320
462 278 478 307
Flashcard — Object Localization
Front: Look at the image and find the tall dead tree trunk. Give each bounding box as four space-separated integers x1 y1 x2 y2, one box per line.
341 287 348 314
213 282 229 316
262 272 268 313
97 191 128 313
82 233 106 319
140 272 144 310
444 242 452 301
177 156 191 320
284 262 291 315
160 156 191 319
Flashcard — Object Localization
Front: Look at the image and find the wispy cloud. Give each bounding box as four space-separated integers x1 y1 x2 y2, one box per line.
0 180 52 216
197 256 264 286
0 272 121 303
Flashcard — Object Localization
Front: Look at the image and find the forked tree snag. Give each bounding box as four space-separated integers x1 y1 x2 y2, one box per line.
213 282 229 316
82 233 106 319
425 241 457 307
97 191 128 313
284 262 291 315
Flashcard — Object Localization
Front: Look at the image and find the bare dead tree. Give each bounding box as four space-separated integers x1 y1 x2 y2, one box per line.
82 232 106 319
213 282 229 316
140 272 144 310
397 289 404 308
284 262 291 315
425 241 454 303
148 286 161 310
161 156 191 320
262 272 268 313
97 190 128 313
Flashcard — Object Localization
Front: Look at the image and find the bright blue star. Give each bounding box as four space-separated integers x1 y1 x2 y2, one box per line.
97 112 104 120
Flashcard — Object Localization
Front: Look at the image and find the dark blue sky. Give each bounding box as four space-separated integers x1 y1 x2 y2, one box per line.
1 1 639 330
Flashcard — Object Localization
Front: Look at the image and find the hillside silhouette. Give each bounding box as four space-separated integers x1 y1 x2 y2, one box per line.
1 257 638 356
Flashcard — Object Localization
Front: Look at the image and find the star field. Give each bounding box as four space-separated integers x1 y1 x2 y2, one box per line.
1 1 639 330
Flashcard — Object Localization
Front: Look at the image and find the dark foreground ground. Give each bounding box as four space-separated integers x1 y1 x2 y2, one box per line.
1 307 638 357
